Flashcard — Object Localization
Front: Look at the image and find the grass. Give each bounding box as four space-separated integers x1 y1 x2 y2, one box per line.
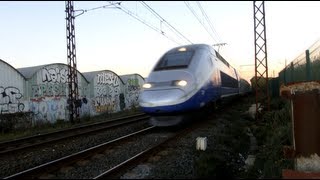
244 97 294 178
194 95 294 178
195 95 254 178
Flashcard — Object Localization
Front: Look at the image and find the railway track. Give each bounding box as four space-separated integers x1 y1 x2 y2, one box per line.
92 125 198 179
0 113 148 155
2 96 249 179
4 126 157 179
3 114 208 179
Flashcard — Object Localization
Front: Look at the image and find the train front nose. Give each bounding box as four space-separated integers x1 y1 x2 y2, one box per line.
138 88 185 113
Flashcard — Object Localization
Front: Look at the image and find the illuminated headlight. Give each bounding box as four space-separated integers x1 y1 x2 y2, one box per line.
178 47 186 52
173 80 187 87
142 83 152 89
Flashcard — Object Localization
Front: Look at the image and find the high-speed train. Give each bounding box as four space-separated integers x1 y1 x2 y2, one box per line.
138 44 251 127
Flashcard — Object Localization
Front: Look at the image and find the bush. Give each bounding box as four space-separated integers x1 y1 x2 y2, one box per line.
247 98 294 178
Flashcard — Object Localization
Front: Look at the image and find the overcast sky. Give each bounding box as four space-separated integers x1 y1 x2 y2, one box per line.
1 1 320 82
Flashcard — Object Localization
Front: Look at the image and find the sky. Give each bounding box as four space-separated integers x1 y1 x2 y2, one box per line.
1 1 320 83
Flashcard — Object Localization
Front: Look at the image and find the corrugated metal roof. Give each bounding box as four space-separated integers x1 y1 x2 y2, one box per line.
16 63 89 83
119 74 145 83
0 59 26 79
82 71 99 81
13 61 145 84
16 64 47 79
82 70 125 84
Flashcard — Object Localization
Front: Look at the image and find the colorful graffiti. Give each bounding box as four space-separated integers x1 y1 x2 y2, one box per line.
125 78 141 109
31 84 67 98
93 72 120 113
0 86 25 113
29 97 66 123
31 67 69 98
0 61 146 123
97 72 119 85
79 97 90 116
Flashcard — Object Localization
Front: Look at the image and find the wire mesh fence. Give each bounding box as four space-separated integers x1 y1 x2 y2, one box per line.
279 39 320 85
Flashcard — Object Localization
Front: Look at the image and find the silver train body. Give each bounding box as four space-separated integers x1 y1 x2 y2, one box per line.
138 44 251 127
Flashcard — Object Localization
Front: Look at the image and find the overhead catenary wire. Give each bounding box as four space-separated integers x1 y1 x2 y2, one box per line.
74 1 219 46
196 1 223 43
140 1 193 45
108 1 183 45
72 1 181 45
73 2 121 17
184 1 220 44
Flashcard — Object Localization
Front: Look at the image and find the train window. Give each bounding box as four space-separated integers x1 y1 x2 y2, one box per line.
215 50 229 67
154 51 194 71
220 71 238 88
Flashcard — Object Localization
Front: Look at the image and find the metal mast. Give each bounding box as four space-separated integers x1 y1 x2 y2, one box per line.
65 1 80 123
253 1 270 118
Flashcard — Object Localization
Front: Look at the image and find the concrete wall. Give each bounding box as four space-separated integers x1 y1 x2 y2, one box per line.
84 70 124 116
0 59 26 114
120 74 145 109
0 60 144 124
24 64 90 123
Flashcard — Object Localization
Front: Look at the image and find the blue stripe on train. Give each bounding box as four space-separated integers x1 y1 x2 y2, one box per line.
141 81 238 114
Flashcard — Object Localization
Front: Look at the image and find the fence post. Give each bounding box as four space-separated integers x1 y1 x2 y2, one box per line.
306 50 312 81
280 82 320 176
284 67 287 85
290 62 294 83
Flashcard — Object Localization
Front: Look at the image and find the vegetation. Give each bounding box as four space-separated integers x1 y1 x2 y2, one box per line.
194 96 294 178
244 97 294 178
250 76 268 92
195 96 253 178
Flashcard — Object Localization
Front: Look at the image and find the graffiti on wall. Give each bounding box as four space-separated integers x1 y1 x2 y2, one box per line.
0 86 25 113
29 66 89 122
32 84 67 98
93 72 120 113
125 78 141 109
79 97 90 116
29 97 66 123
42 67 68 83
97 72 119 85
32 67 69 98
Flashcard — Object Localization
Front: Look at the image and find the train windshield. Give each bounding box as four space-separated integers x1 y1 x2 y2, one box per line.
154 51 194 71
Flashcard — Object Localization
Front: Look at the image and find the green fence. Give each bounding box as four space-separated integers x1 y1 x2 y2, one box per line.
279 39 320 85
250 77 279 98
253 39 320 98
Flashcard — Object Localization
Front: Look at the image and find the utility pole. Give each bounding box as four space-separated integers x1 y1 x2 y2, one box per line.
65 1 80 123
253 1 270 119
64 1 121 124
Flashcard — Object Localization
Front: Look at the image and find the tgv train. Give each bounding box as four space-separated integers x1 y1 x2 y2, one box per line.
138 44 251 127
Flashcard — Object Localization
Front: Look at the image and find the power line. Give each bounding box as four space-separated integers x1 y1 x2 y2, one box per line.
140 1 193 44
108 1 182 45
73 1 194 45
74 2 121 17
196 1 223 43
184 1 219 44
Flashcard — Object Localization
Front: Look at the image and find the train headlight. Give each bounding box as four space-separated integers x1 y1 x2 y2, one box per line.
142 83 152 89
178 47 186 52
173 80 187 87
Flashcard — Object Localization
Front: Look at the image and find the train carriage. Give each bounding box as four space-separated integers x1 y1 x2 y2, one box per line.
138 44 250 126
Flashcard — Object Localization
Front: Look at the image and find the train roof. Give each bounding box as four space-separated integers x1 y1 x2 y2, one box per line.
172 44 234 68
167 44 211 53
